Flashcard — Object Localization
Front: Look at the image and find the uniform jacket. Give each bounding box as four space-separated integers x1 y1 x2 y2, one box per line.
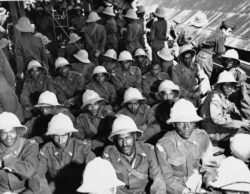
118 104 161 142
71 15 87 32
103 142 166 194
65 42 85 63
156 129 215 194
71 62 95 85
54 71 84 104
104 18 118 51
0 137 39 193
136 57 151 75
20 75 55 107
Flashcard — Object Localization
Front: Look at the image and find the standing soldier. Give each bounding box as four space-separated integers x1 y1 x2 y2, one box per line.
70 6 87 34
103 114 166 194
82 11 106 66
123 9 144 54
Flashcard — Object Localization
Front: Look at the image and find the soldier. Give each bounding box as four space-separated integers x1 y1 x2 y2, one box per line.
70 6 87 34
142 62 170 105
134 48 151 75
77 157 125 194
102 49 118 73
15 16 48 78
103 114 166 194
123 9 144 54
171 44 210 105
111 50 142 102
72 49 95 85
0 112 39 193
118 87 161 143
156 99 216 194
20 60 55 112
86 66 117 106
200 71 250 149
37 113 95 194
102 7 118 51
75 90 114 155
82 11 106 66
196 20 236 79
54 57 84 110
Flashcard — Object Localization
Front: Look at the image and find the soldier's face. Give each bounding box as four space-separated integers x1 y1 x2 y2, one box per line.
95 73 106 84
183 52 193 67
174 122 196 139
136 56 144 63
221 82 235 97
40 106 54 115
59 66 70 77
115 132 136 156
121 61 131 71
151 64 161 76
224 58 237 70
87 102 100 116
127 101 140 114
222 27 233 37
0 128 18 147
161 89 175 101
30 67 41 79
53 134 69 149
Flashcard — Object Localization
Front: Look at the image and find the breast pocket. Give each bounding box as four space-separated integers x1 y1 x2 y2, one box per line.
168 157 186 177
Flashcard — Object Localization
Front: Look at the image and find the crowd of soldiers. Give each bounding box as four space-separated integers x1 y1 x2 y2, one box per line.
1 1 250 194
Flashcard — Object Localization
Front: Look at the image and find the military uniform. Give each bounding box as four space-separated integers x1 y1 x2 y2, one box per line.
0 137 39 193
102 61 118 73
103 142 166 194
38 138 95 193
136 57 151 75
20 75 56 108
65 42 85 63
118 104 161 142
71 62 95 85
142 71 169 105
104 18 118 51
86 81 117 105
71 15 87 33
111 66 142 93
156 129 215 194
54 71 84 105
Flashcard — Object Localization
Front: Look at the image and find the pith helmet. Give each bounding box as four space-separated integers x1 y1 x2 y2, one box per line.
210 156 250 192
77 157 125 193
91 66 110 80
118 50 134 61
26 60 45 74
35 91 61 107
68 33 81 44
230 134 250 162
74 50 91 63
46 113 78 135
216 70 237 85
134 48 146 57
167 99 202 123
178 44 196 58
124 9 138 20
86 12 100 23
55 57 71 69
81 90 104 108
122 87 145 105
103 49 117 60
102 7 116 16
136 5 146 14
0 112 27 134
15 16 34 32
158 80 180 93
109 114 143 141
153 7 166 18
157 47 174 61
190 11 208 28
0 7 7 16
222 49 240 66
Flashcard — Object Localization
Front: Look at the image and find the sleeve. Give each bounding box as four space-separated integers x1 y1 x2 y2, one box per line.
148 147 166 194
138 25 146 49
1 49 15 88
108 83 117 104
99 25 106 52
83 29 96 51
155 143 186 194
41 39 48 69
79 141 96 164
125 24 133 42
46 76 57 95
4 141 39 179
149 21 156 42
20 81 32 107
54 79 67 104
142 76 151 97
15 41 25 76
111 71 124 91
74 116 86 140
210 93 243 129
134 68 142 92
37 147 49 178
214 35 226 55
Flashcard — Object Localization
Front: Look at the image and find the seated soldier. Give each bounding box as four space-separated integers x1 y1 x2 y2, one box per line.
118 87 161 143
171 44 210 106
156 99 216 194
103 114 166 194
75 90 115 155
210 156 250 194
37 113 95 194
152 80 180 132
142 62 170 105
86 66 117 107
77 157 125 194
101 49 118 73
54 57 84 112
111 50 142 103
200 71 250 150
72 49 95 85
134 48 151 75
20 60 55 114
0 112 39 193
24 91 75 147
65 33 84 63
